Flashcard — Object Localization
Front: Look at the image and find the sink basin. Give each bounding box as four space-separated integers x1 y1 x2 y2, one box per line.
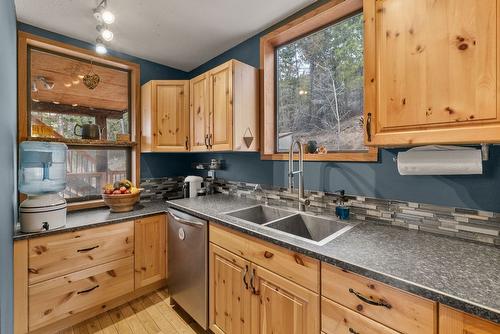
225 205 294 225
265 213 355 245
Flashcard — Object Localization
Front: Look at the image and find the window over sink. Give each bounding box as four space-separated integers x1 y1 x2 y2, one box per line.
276 13 365 153
260 0 377 161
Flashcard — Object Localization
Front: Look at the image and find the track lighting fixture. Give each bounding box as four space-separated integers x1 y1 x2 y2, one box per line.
92 0 115 54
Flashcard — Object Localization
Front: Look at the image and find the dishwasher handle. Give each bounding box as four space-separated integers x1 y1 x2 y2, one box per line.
168 210 205 228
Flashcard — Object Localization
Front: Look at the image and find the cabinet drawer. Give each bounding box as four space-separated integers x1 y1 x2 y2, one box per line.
322 297 399 334
209 223 319 292
28 221 134 284
29 256 134 330
322 263 437 334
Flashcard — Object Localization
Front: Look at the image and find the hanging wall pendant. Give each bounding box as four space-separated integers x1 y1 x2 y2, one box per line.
243 127 254 148
83 61 100 90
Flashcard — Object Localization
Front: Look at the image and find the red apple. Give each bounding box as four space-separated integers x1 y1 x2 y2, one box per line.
113 189 121 195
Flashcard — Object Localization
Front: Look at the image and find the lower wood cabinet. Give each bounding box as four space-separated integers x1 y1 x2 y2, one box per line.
322 297 398 334
134 214 167 288
14 214 168 334
252 264 319 334
439 305 500 334
209 223 320 334
322 263 437 334
209 243 252 334
28 257 134 331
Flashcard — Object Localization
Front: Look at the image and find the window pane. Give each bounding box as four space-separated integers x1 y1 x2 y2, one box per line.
64 148 130 202
276 13 365 152
29 48 130 141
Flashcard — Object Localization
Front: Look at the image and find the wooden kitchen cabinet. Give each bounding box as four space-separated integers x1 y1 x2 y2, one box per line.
141 80 190 152
134 214 167 289
209 223 320 334
251 264 320 334
190 73 210 151
190 59 259 152
439 305 500 334
209 243 252 334
364 0 500 146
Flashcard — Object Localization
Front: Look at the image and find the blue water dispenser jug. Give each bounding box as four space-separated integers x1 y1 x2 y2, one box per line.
18 141 68 232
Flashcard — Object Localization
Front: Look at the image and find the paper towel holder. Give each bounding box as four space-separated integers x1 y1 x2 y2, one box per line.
392 144 490 162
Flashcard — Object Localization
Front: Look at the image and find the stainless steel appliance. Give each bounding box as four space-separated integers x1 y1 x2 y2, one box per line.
167 208 208 329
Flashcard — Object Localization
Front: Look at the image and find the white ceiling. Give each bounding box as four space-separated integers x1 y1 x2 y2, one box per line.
15 0 315 72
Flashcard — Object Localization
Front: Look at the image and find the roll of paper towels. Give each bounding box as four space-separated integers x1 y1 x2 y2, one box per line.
397 146 483 175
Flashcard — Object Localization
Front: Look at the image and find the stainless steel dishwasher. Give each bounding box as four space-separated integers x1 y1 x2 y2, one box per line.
167 208 208 330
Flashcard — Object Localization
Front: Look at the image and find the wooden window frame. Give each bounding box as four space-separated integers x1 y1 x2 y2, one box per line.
260 0 378 162
18 32 141 211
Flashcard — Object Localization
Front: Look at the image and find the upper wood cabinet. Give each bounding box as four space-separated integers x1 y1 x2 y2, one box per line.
190 73 210 151
190 60 259 152
134 214 167 289
141 80 190 152
364 0 500 146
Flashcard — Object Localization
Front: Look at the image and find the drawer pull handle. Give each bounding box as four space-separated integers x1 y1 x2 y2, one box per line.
250 268 259 295
264 251 274 259
294 254 304 266
348 288 392 309
77 245 99 253
349 328 360 334
77 285 100 294
242 265 249 289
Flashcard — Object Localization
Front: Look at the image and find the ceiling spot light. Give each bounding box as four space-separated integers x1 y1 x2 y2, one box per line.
95 38 107 55
78 74 84 79
101 10 115 24
64 82 72 87
97 25 114 41
72 103 78 107
53 101 60 105
93 0 115 24
72 79 80 85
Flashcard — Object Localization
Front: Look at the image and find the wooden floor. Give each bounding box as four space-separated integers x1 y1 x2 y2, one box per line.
57 288 206 334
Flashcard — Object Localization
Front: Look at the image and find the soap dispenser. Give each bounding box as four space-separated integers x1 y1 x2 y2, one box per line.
334 190 349 220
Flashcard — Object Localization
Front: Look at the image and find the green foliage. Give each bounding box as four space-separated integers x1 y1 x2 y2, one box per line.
276 13 365 151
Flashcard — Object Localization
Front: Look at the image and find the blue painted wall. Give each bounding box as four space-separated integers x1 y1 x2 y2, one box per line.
17 7 500 213
1 0 17 332
186 2 500 213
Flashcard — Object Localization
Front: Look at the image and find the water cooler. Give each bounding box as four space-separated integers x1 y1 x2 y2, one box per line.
18 141 68 232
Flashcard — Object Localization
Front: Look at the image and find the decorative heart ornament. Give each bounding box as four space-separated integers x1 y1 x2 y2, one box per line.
83 72 100 89
83 61 100 90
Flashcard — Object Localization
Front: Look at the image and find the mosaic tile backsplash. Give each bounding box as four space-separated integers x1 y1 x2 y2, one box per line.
214 180 500 247
141 177 500 246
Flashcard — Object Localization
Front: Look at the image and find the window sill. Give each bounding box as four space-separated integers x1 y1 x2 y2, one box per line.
27 136 136 147
261 148 378 162
67 199 106 212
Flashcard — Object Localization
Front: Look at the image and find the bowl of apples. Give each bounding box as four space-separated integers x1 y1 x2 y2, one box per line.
102 179 141 212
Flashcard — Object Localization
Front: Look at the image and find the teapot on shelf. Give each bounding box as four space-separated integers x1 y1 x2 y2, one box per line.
74 122 105 140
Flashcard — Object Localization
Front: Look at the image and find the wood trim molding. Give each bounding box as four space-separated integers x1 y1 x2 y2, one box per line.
17 31 142 204
259 0 377 161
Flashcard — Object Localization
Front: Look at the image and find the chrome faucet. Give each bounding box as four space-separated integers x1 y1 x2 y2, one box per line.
288 140 310 211
253 184 269 206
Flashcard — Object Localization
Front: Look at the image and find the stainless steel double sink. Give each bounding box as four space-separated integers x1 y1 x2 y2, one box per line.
224 205 357 246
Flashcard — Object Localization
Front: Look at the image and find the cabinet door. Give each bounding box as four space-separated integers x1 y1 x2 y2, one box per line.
134 215 167 289
439 305 500 334
365 0 499 146
209 243 252 334
190 73 210 151
153 81 190 151
251 264 319 334
209 61 233 151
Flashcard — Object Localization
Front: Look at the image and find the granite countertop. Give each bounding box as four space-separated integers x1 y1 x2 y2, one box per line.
13 201 170 240
167 194 500 324
13 194 500 323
